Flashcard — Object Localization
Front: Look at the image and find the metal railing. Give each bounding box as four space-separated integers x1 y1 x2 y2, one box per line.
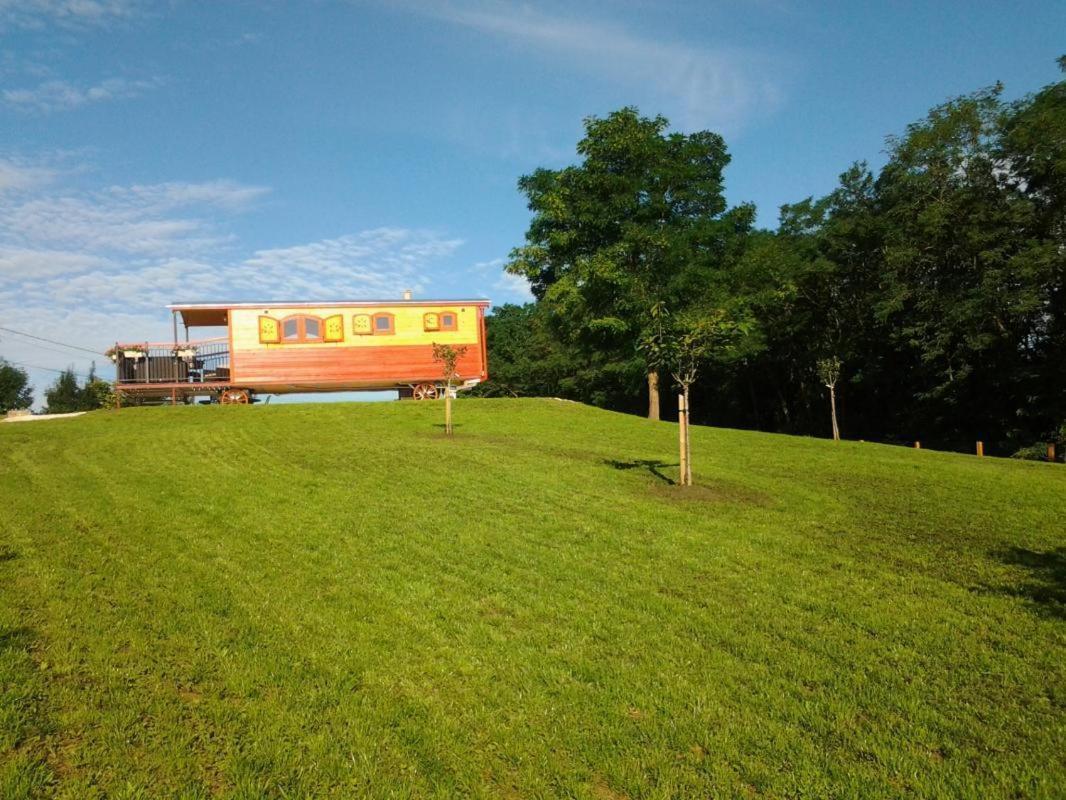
112 338 230 385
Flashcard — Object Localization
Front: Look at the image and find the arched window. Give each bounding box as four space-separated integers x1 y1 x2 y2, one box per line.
353 314 372 335
280 315 324 343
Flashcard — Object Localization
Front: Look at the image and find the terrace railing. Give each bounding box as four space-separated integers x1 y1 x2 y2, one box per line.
112 338 230 385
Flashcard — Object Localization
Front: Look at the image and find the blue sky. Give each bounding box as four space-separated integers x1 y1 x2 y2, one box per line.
0 0 1063 403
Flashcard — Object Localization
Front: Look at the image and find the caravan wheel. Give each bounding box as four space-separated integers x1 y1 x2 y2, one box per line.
220 388 251 405
412 383 439 400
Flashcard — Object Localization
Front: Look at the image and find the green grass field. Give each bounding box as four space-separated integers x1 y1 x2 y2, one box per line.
1 399 1064 799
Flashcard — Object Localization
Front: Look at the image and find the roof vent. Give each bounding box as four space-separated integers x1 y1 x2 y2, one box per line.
402 289 412 301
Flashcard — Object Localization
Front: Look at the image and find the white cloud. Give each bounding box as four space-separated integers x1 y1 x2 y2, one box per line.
0 162 468 406
0 158 54 194
240 229 464 299
0 0 138 30
469 256 532 302
0 247 112 277
0 178 269 256
397 0 783 132
2 77 160 113
107 180 271 212
494 270 532 302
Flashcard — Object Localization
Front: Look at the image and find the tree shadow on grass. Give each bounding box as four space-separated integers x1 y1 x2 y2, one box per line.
994 547 1066 619
0 624 34 652
604 458 677 486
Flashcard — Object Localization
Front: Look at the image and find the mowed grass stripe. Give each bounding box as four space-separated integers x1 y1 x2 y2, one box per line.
1 398 1063 798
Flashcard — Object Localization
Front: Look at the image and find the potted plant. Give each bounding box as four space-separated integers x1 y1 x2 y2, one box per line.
173 345 197 360
121 345 147 360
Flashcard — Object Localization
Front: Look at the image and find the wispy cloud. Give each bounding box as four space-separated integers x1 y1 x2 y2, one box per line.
243 230 464 300
0 164 465 342
2 76 161 112
0 247 113 278
0 158 55 194
396 0 783 132
469 256 531 302
0 0 138 31
0 157 468 404
0 176 270 258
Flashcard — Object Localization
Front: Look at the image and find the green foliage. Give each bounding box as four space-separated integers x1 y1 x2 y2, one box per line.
486 60 1065 449
507 107 755 390
83 377 116 410
43 365 114 414
1011 443 1052 461
816 356 842 388
721 59 1066 451
639 302 748 391
43 368 83 414
431 342 469 387
474 303 582 398
0 400 1064 796
0 360 33 413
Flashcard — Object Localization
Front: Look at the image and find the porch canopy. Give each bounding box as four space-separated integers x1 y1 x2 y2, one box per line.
169 304 230 328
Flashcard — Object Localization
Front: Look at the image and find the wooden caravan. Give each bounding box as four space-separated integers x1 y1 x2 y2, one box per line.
111 297 490 404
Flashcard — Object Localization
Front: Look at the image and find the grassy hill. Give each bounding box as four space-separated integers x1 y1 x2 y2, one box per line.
1 399 1063 799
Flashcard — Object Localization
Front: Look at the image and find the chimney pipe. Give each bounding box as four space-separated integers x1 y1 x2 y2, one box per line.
402 289 412 301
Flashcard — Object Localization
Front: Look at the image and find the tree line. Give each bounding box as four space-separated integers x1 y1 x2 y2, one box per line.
478 58 1066 457
0 361 113 415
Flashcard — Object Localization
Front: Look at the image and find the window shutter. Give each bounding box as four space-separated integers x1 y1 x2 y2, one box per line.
258 315 280 344
423 312 440 331
353 314 372 335
324 315 344 342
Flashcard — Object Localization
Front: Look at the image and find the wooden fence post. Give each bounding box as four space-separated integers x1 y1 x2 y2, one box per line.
976 441 984 457
914 441 921 449
1049 443 1057 463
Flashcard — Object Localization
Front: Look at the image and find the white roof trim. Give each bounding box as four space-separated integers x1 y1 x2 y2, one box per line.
168 299 491 311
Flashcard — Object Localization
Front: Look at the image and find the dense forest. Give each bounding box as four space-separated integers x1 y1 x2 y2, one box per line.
479 58 1066 457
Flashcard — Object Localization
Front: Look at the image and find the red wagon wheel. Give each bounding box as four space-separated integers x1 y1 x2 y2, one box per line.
412 383 439 401
220 388 250 405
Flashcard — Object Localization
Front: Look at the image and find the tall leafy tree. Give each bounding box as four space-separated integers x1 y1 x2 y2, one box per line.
44 368 83 414
43 364 112 414
999 56 1066 438
0 359 33 413
873 84 1055 448
506 107 754 419
474 304 586 400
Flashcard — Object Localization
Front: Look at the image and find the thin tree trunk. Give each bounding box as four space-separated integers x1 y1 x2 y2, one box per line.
678 393 687 487
829 385 840 442
647 371 660 421
445 390 453 435
684 385 692 485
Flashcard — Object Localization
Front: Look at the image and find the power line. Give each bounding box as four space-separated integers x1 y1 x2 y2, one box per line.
1 337 100 362
0 325 106 357
3 359 92 380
